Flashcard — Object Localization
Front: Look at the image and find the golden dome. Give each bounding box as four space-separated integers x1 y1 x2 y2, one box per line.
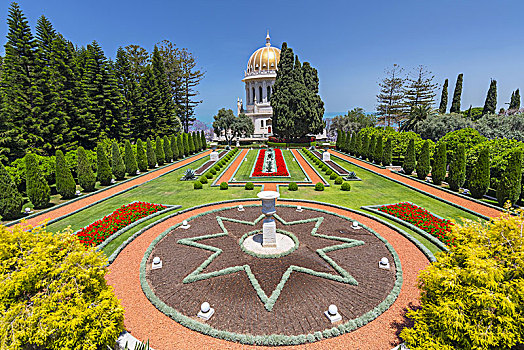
246 32 280 74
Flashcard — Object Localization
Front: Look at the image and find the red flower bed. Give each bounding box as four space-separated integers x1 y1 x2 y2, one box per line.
252 149 289 177
76 202 166 247
378 202 455 247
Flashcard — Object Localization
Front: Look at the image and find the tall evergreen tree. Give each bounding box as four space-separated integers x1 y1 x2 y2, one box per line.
403 139 416 175
55 149 75 199
438 78 448 114
77 146 95 192
178 48 204 133
374 135 383 165
343 131 351 153
146 138 156 168
26 153 50 208
177 134 184 157
361 135 370 160
382 138 392 166
403 65 438 112
114 47 141 140
188 132 195 154
469 148 490 199
301 61 325 135
368 134 376 162
416 140 431 180
111 142 125 180
0 161 23 219
450 73 463 113
482 79 497 115
170 134 179 160
509 88 520 111
163 135 172 162
193 131 201 151
336 130 342 150
124 140 138 176
376 64 405 126
183 133 190 156
466 105 473 119
448 144 466 191
96 143 112 185
431 141 447 185
349 132 357 155
272 43 298 139
496 149 521 206
136 138 148 172
155 136 165 165
200 130 207 150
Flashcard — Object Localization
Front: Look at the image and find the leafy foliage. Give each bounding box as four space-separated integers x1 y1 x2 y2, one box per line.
431 141 447 185
155 136 165 165
341 182 351 191
374 134 383 165
146 138 156 168
193 180 202 189
26 153 50 208
402 139 416 175
314 182 324 191
288 182 298 191
496 149 522 206
382 138 392 166
111 142 125 181
220 182 228 190
55 150 75 199
245 182 254 190
76 147 96 192
0 161 22 219
468 147 490 199
417 113 474 141
416 140 430 180
136 139 148 172
170 134 179 160
163 136 173 162
124 140 138 176
329 108 375 135
96 143 112 185
448 144 466 191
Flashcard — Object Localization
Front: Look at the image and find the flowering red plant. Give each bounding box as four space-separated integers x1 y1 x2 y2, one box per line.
252 149 289 177
76 201 166 247
378 202 455 247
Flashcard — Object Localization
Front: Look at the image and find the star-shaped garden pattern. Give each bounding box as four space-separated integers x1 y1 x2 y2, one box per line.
177 212 365 311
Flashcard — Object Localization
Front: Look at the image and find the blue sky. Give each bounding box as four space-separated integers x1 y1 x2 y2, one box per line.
1 0 523 125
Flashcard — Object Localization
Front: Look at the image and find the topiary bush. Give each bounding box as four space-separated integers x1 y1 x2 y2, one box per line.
288 182 298 191
245 182 254 190
177 134 184 158
431 141 447 185
163 135 173 162
77 147 96 192
124 140 138 176
374 135 383 164
183 133 190 156
199 176 208 184
96 143 112 185
330 173 338 180
468 147 490 199
25 153 51 209
382 138 392 166
146 138 157 168
210 168 216 175
496 149 522 206
111 142 125 181
193 181 202 189
416 140 431 180
403 139 416 175
0 161 23 219
335 176 343 185
448 144 466 191
341 182 351 191
170 134 179 160
155 136 165 166
326 169 332 175
315 182 324 191
220 182 228 190
55 150 76 199
322 165 328 172
205 172 213 179
136 139 148 172
188 132 195 154
213 165 220 172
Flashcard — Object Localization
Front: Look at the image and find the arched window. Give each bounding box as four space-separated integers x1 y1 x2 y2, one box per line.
259 86 263 102
252 87 255 103
267 86 271 101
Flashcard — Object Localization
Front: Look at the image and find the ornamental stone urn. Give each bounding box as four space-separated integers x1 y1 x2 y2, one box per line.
257 191 280 247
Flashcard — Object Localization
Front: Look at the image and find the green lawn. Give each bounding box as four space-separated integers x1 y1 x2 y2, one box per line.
231 149 307 182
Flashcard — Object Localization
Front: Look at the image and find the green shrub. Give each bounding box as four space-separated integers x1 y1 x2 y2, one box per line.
220 182 228 190
326 169 332 175
124 140 138 176
361 135 370 159
245 182 254 190
496 149 522 206
288 182 298 191
77 147 96 192
155 136 165 166
469 147 490 199
330 173 338 180
213 165 220 172
210 168 216 175
335 176 343 184
177 134 184 158
200 130 207 150
55 150 76 199
96 143 112 185
199 176 208 184
0 161 23 219
183 133 190 156
146 138 157 168
374 135 383 164
193 181 202 189
111 142 125 181
136 139 148 172
193 131 201 151
163 136 173 162
322 165 328 171
341 182 351 191
170 135 179 160
189 133 196 154
382 138 392 166
315 182 324 191
368 134 376 161
431 141 447 185
25 153 51 209
403 139 416 175
416 140 431 180
205 172 213 179
448 144 466 191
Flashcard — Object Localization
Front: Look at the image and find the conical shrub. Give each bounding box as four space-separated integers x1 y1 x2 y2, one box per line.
496 149 521 206
146 138 157 168
402 139 416 175
416 140 431 180
448 144 466 191
171 134 179 160
163 136 173 162
124 140 138 176
200 130 207 150
469 147 490 199
0 161 23 219
431 141 447 185
96 143 112 186
193 131 201 151
136 139 148 172
183 133 190 156
77 147 96 192
382 138 392 166
374 135 383 165
111 142 125 180
26 153 51 208
55 150 76 199
155 136 165 165
188 133 195 154
177 134 184 158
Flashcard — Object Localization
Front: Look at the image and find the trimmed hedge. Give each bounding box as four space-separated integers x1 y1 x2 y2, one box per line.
55 150 76 199
288 182 298 191
220 182 228 190
403 139 416 175
431 141 446 185
416 140 431 180
111 142 125 181
496 149 522 206
469 147 490 199
97 143 112 185
448 143 466 191
163 136 173 162
0 161 23 219
124 140 138 176
155 136 165 166
315 182 324 191
26 153 51 209
171 134 179 160
194 181 202 189
335 176 343 185
146 138 157 168
199 176 208 184
136 139 148 172
77 147 96 192
245 182 254 190
341 182 351 191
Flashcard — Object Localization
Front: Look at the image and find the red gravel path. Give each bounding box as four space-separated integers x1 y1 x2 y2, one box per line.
329 150 501 219
106 200 429 350
22 151 211 227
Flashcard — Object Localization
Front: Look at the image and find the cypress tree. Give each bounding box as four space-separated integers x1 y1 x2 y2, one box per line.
448 144 466 191
183 133 190 156
354 133 362 157
163 136 173 162
382 138 392 166
170 134 179 160
496 150 522 206
450 73 463 113
26 154 51 208
336 130 342 150
146 138 157 168
111 142 125 180
188 132 195 154
368 135 376 162
136 139 148 172
403 139 416 175
469 148 490 199
509 89 520 110
416 140 431 180
55 150 75 199
466 105 473 119
200 130 207 149
343 131 351 153
349 132 356 155
77 146 96 192
431 141 447 185
155 136 165 165
177 134 184 157
438 78 448 114
96 143 112 185
193 131 201 151
374 135 383 165
124 140 138 176
0 161 23 219
482 79 497 115
361 135 369 160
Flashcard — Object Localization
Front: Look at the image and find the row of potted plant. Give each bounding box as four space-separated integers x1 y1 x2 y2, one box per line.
252 149 289 177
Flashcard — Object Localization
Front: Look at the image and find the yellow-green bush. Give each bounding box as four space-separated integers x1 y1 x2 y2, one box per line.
0 223 124 349
401 209 524 349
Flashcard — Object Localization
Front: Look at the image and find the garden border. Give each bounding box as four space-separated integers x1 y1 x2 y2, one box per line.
333 150 387 169
210 149 242 187
297 149 330 186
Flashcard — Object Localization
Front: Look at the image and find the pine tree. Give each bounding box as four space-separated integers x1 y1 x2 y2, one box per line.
431 141 447 185
151 45 178 136
136 138 148 172
178 48 204 133
376 64 405 126
368 135 376 162
170 134 179 160
188 132 195 154
403 65 438 112
26 153 51 208
177 134 184 158
374 135 383 165
509 89 520 111
96 143 112 185
111 142 125 180
163 135 172 162
77 146 95 192
183 133 190 156
146 138 157 168
438 79 448 114
448 144 466 191
403 139 416 175
482 79 497 115
0 161 23 219
55 150 75 199
416 140 431 180
200 130 207 149
496 150 522 206
124 140 138 176
155 136 165 165
382 138 392 166
450 73 463 113
469 147 490 199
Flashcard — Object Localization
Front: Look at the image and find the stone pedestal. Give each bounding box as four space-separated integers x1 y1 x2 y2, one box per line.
323 151 331 162
262 218 277 247
210 151 219 162
257 191 280 248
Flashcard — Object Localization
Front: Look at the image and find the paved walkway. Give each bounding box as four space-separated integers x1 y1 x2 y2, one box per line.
106 199 430 350
21 150 212 227
329 150 502 218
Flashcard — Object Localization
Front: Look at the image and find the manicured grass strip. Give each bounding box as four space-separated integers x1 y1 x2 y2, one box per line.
232 150 308 182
